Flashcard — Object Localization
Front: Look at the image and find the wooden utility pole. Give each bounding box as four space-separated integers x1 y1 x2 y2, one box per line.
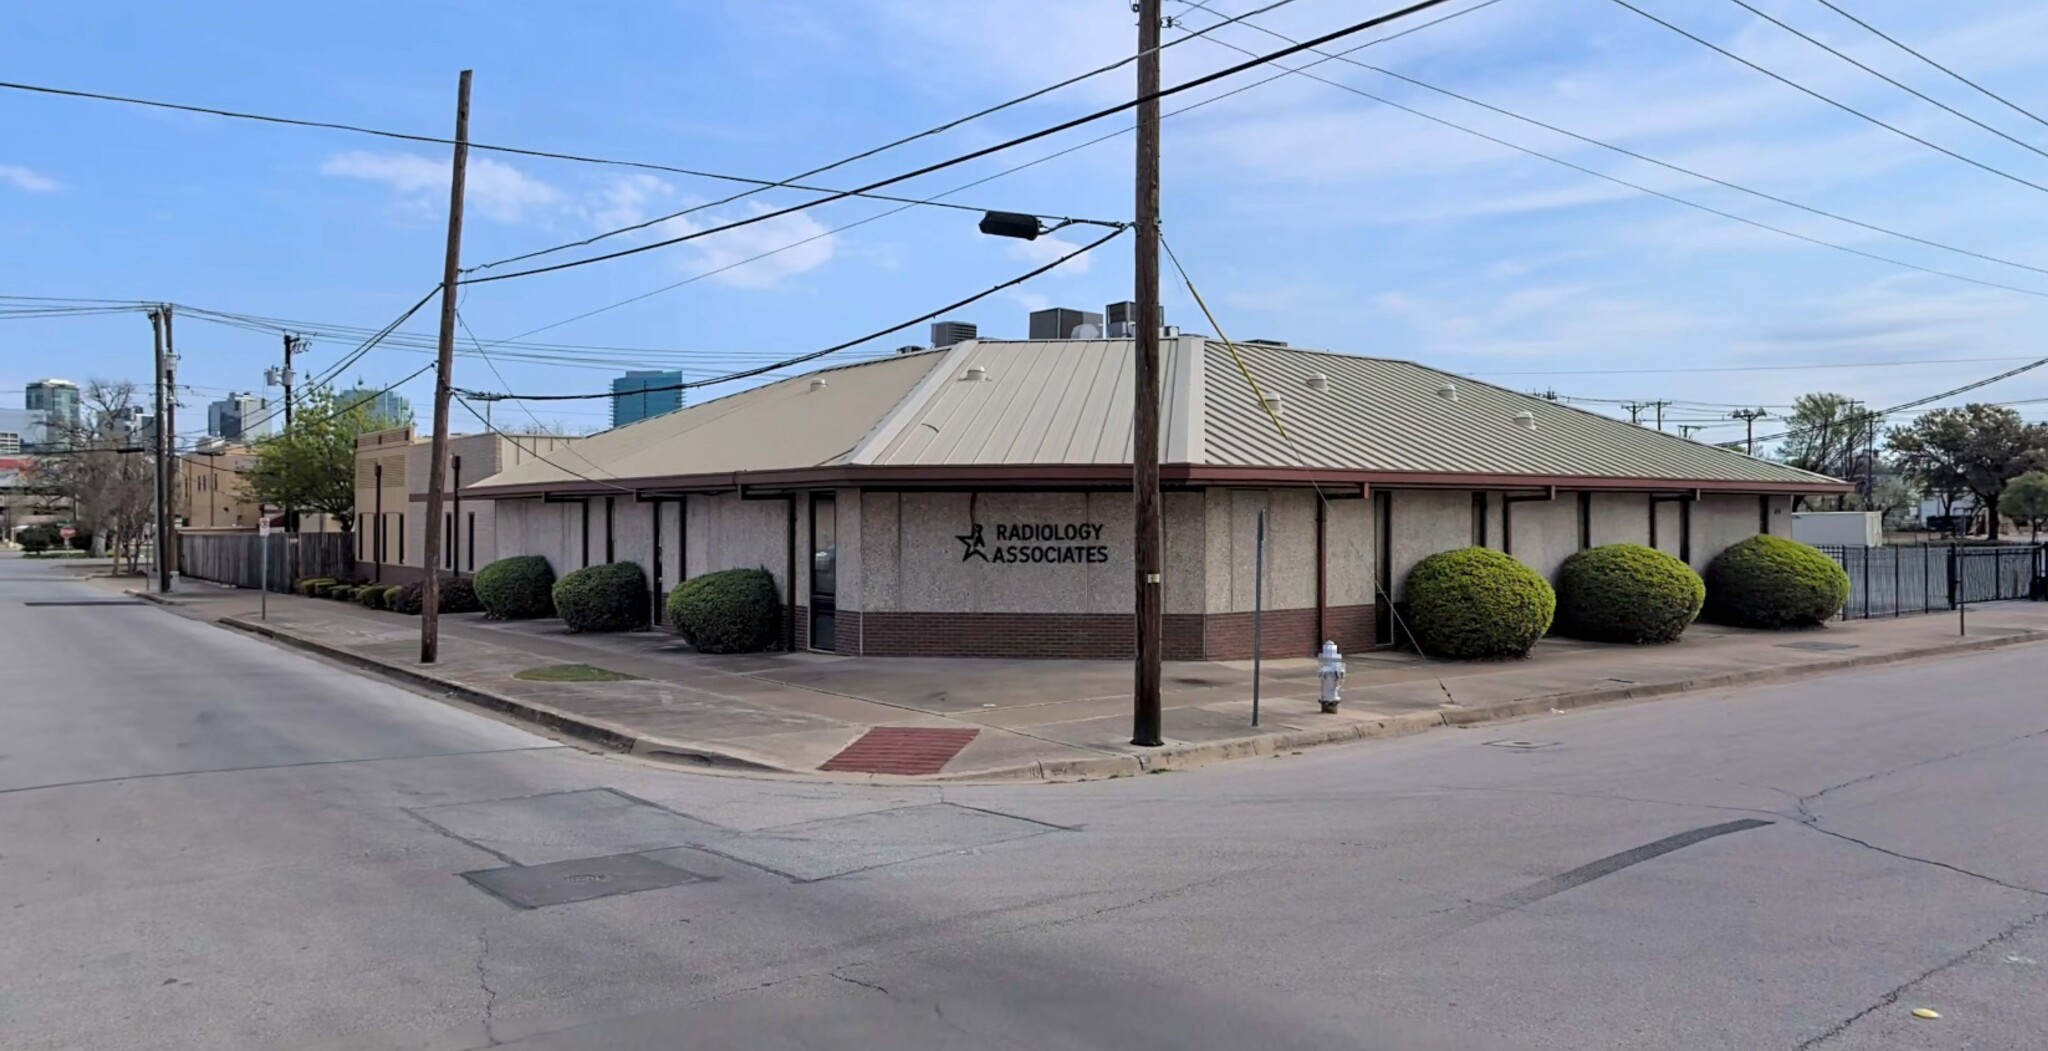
1730 408 1768 456
1132 0 1164 747
162 304 178 581
150 308 169 593
419 69 472 665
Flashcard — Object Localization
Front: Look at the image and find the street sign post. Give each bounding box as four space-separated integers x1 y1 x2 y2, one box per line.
59 526 75 541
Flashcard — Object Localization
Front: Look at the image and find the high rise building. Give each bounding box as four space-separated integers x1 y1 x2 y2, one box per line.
0 407 44 453
334 387 412 425
610 371 684 428
207 392 272 440
25 379 79 432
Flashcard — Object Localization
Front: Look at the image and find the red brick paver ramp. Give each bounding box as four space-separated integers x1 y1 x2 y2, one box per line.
819 728 981 775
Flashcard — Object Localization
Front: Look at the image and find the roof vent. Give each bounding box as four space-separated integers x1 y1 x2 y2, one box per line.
963 364 989 382
895 344 924 355
1438 382 1460 402
809 377 828 392
1261 394 1286 417
1246 338 1289 347
1304 373 1329 393
1512 410 1537 431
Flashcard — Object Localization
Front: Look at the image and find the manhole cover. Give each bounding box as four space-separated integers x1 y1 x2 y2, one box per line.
1777 640 1860 652
1484 739 1560 751
820 728 980 775
561 873 611 884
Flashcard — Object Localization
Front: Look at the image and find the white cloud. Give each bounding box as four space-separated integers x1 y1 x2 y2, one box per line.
0 164 59 192
579 174 675 231
320 151 561 222
664 202 839 288
1002 233 1094 274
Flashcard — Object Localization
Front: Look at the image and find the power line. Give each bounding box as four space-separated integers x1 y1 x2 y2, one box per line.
0 78 1080 224
1468 355 2041 376
1723 0 2048 162
1747 354 2048 447
461 225 1124 401
463 0 1311 275
1179 0 2048 280
1806 0 2048 133
457 0 1466 286
1605 0 2048 196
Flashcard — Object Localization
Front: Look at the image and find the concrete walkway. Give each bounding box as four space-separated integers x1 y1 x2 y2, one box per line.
115 573 2048 779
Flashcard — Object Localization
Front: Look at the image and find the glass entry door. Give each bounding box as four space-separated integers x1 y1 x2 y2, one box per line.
809 494 836 651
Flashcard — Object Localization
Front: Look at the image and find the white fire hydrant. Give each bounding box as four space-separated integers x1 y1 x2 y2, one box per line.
1317 640 1347 713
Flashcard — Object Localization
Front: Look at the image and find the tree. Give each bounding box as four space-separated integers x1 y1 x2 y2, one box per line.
1777 392 1875 510
246 389 400 531
25 380 158 572
1886 405 2044 540
2006 470 2048 541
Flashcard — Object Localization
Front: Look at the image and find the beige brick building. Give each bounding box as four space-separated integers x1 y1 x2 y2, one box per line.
352 425 581 583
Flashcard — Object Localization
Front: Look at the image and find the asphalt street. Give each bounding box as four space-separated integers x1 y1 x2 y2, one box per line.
3 552 2044 1050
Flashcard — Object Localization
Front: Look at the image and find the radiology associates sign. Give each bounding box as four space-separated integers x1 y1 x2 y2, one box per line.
957 521 1110 564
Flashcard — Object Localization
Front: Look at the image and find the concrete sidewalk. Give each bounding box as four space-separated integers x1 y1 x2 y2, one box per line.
121 576 2048 780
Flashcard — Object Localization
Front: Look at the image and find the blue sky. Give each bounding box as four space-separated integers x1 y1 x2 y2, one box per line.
4 0 2047 448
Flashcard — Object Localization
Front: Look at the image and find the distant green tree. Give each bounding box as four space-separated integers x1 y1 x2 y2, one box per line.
1886 405 2045 540
246 389 400 531
2005 470 2048 541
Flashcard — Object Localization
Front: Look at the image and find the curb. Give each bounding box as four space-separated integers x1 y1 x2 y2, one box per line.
125 589 177 606
212 610 2048 785
216 616 799 774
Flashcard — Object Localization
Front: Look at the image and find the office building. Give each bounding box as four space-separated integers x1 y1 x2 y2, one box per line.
207 392 272 441
609 371 685 428
334 387 412 425
25 379 79 433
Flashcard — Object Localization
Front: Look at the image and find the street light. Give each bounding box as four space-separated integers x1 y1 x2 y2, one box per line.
977 210 1044 241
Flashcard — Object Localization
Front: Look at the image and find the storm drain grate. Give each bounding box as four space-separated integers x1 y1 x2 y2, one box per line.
820 728 980 775
1484 739 1560 751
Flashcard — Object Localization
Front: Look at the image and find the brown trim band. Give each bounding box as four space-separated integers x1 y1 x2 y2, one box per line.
466 462 1850 500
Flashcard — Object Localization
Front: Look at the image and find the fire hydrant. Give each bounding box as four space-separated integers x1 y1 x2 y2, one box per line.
1317 640 1347 713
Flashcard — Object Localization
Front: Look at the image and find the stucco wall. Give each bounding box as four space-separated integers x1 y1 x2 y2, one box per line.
834 489 862 613
687 493 793 598
1203 489 1317 613
1387 490 1476 600
859 490 1140 615
1589 492 1650 547
1765 494 1793 537
1692 494 1767 573
1326 496 1372 606
1507 495 1579 582
492 498 581 580
1652 499 1684 559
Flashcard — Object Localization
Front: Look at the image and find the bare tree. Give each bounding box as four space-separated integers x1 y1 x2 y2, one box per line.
27 380 159 573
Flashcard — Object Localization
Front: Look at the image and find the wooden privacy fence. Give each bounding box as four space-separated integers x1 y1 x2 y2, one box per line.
179 532 357 592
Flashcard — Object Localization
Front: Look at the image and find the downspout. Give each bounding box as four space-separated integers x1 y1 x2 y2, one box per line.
785 495 797 651
451 455 461 576
373 462 383 583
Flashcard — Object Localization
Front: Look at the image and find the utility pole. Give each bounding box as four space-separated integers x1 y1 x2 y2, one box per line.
150 308 169 593
162 304 178 583
281 333 301 428
1730 408 1768 456
1679 424 1702 439
419 69 472 665
1131 0 1164 748
1623 401 1647 426
1651 399 1671 432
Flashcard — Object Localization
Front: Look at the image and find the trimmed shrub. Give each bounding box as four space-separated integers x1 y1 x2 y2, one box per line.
667 567 781 654
1405 547 1556 660
552 562 650 634
1705 535 1850 629
387 581 425 615
474 556 556 620
297 577 335 597
438 576 482 614
311 581 342 599
356 585 385 609
1557 543 1705 644
330 585 359 602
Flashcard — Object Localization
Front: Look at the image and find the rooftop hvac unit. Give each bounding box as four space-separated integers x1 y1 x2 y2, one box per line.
930 320 978 348
1028 307 1102 340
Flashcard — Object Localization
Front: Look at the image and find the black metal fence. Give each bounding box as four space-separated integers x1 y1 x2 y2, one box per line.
1815 542 2046 620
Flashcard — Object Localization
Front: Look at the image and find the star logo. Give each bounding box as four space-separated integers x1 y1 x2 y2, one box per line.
957 522 988 562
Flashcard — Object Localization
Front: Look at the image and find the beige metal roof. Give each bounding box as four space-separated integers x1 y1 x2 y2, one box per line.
469 337 1840 493
472 350 945 491
1203 341 1833 485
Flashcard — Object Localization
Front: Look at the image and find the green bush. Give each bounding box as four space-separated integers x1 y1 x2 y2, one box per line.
474 556 556 620
552 562 650 633
356 585 385 609
296 577 335 597
19 533 50 554
1557 543 1705 644
438 576 482 614
1705 535 1850 628
667 567 781 653
387 581 424 615
331 586 360 602
1405 547 1556 659
310 581 342 599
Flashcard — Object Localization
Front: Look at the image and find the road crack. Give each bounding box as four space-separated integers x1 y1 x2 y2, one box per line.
473 925 501 1047
1792 909 2048 1048
828 971 890 996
